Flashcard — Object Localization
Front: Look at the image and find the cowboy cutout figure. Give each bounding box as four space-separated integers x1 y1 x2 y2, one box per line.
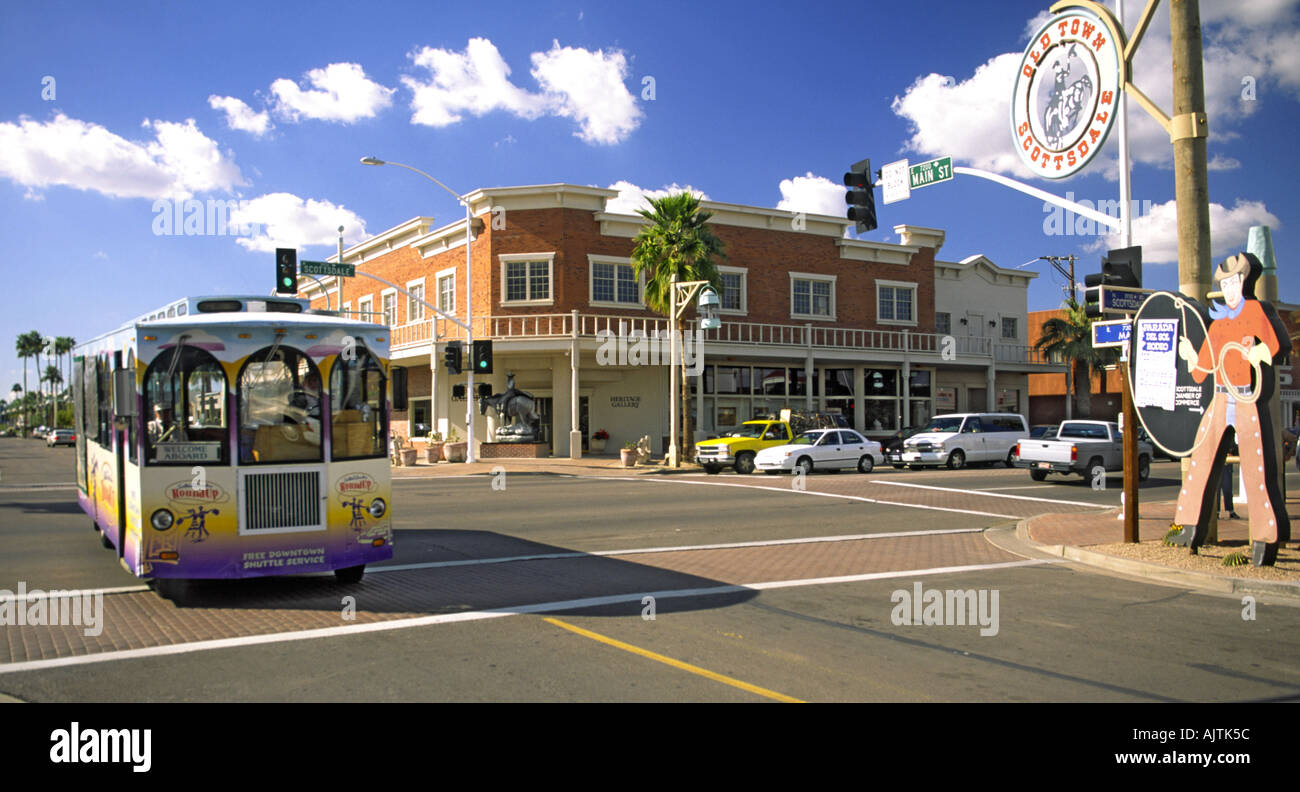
1167 253 1292 566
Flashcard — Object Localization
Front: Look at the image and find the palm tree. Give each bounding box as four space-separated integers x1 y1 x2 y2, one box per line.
43 365 63 427
1034 299 1118 419
16 331 43 432
55 336 75 428
631 192 726 463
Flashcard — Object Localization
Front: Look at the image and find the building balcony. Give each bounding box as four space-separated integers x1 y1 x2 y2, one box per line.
386 312 1066 370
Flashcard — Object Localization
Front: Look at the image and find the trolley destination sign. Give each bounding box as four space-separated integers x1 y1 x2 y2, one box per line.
300 260 355 278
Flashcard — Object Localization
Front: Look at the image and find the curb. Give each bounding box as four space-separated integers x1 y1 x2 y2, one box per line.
1014 519 1300 600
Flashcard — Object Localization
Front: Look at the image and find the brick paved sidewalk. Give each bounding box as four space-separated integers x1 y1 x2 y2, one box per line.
1023 494 1300 593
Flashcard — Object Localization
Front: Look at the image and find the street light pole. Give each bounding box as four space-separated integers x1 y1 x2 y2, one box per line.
361 156 477 463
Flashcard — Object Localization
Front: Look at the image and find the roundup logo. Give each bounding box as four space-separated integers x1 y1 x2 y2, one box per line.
165 481 229 504
336 473 377 494
1011 7 1123 179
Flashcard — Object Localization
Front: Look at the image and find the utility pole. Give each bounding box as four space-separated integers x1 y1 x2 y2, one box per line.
1172 0 1212 302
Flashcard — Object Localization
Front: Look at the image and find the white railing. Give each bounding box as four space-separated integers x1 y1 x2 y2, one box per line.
387 312 1063 368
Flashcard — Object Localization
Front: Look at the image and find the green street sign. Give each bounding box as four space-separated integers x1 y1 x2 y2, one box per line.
300 260 355 278
908 157 953 190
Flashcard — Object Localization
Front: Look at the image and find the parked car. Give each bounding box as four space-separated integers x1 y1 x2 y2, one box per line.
898 412 1029 469
46 429 75 447
884 425 923 469
755 429 883 474
1015 420 1152 482
31 425 48 439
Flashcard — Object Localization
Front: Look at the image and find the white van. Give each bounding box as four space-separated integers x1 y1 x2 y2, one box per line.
898 412 1029 470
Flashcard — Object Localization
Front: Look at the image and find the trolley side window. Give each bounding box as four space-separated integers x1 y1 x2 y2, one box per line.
330 346 387 460
237 346 323 465
144 347 230 465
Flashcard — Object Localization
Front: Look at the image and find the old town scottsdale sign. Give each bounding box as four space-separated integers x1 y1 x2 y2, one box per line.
1011 4 1124 179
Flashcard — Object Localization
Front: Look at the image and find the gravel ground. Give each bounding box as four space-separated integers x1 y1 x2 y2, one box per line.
1090 538 1300 581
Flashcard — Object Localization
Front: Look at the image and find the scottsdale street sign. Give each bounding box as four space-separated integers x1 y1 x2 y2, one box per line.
909 157 952 190
300 260 355 278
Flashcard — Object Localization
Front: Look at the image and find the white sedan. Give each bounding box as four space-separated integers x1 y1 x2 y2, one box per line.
755 429 883 474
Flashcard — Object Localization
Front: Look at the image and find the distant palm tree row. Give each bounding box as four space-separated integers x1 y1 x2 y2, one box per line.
10 331 76 432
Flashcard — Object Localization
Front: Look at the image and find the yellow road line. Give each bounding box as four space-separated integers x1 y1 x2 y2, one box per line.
542 617 804 703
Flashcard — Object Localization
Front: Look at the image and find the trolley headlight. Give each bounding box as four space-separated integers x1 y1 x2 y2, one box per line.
150 508 174 531
368 498 387 518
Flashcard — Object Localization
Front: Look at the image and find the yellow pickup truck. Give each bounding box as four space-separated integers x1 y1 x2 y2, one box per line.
695 420 794 474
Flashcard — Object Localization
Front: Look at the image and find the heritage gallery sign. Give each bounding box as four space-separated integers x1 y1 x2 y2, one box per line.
1011 6 1123 179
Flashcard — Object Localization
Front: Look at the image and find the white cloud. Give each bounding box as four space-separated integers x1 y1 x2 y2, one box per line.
208 95 272 136
271 63 394 123
229 192 367 253
892 4 1300 180
404 38 642 144
0 113 243 200
891 53 1030 177
530 41 642 144
775 172 845 218
603 180 709 216
1095 198 1280 263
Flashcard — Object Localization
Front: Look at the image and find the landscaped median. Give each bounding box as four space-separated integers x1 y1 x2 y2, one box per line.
1017 497 1300 599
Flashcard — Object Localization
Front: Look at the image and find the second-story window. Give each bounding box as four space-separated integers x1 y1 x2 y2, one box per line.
791 274 834 320
718 267 747 313
591 260 640 305
438 270 456 315
936 312 951 334
877 281 917 325
502 256 554 304
382 292 397 326
407 282 424 322
1002 317 1018 340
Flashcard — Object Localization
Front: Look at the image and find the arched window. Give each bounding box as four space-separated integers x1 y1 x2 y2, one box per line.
143 345 229 465
330 344 387 460
237 345 323 464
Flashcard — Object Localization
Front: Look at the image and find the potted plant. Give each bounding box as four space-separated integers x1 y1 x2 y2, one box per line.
425 431 444 463
620 441 637 467
443 427 466 463
590 429 609 454
397 435 418 467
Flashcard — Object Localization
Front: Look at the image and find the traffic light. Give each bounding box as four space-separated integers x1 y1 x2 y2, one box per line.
1084 245 1143 318
275 248 298 295
843 158 877 233
471 340 493 375
443 340 462 374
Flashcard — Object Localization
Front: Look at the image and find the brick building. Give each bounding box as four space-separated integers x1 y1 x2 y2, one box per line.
301 184 1064 457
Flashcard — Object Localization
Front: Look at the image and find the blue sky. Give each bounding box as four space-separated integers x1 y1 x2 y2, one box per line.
3 0 1298 396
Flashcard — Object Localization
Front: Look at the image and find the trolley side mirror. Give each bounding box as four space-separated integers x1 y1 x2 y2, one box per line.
113 369 138 418
390 366 408 411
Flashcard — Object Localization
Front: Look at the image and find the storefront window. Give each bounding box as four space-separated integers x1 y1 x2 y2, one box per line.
863 399 898 432
238 346 322 464
144 346 229 465
863 368 898 397
713 366 750 395
909 370 932 398
910 400 932 428
788 368 807 397
757 368 785 396
824 369 853 397
331 345 388 460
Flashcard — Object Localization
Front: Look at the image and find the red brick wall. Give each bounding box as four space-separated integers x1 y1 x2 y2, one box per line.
312 205 938 333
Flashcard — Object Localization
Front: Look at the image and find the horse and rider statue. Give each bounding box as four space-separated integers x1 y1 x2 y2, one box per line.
479 373 540 443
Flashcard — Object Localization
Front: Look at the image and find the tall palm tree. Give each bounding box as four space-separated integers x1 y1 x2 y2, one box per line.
631 192 726 463
16 331 43 432
1034 299 1117 419
43 365 62 427
55 336 75 428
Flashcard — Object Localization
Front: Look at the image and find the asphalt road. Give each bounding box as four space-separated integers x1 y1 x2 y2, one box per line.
2 437 1298 703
